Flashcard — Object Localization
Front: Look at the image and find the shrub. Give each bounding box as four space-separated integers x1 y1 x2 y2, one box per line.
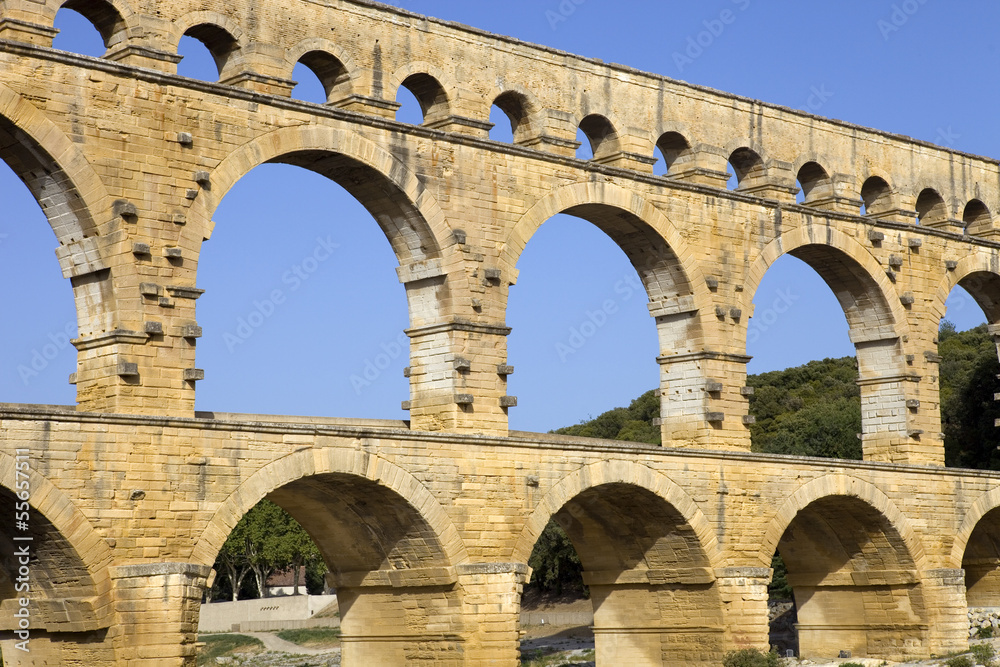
971 642 997 665
839 663 865 667
945 656 974 667
722 648 783 667
977 625 996 639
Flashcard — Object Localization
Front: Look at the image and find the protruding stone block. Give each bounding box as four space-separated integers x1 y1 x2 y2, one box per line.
117 362 139 377
140 283 161 297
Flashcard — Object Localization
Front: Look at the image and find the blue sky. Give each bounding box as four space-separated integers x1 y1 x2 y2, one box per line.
0 1 995 431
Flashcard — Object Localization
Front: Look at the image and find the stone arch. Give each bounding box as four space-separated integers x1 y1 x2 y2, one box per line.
759 474 930 660
794 160 834 204
171 10 244 46
576 113 621 161
0 82 118 337
723 140 770 188
502 181 704 305
958 501 1000 608
171 11 245 79
52 0 134 49
951 487 1000 566
512 459 718 566
861 174 895 215
915 187 948 225
512 460 725 664
489 86 542 144
744 225 909 341
964 199 993 235
14 0 137 49
191 448 470 666
930 252 1000 328
654 128 695 176
389 62 455 125
0 451 114 628
745 227 912 460
191 447 468 571
286 38 357 103
502 181 709 370
0 84 110 244
195 124 453 271
759 474 927 570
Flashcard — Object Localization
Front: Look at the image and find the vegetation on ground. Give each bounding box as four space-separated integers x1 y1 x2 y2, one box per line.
945 656 974 667
520 648 595 666
274 627 342 649
970 641 997 665
721 647 784 666
196 634 264 665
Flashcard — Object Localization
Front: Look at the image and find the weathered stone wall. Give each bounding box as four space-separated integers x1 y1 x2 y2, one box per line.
0 407 997 664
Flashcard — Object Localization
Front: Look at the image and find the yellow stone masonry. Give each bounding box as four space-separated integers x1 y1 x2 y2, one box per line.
1 0 1000 664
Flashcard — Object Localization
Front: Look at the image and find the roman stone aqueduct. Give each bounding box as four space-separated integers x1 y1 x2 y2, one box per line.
3 0 1000 664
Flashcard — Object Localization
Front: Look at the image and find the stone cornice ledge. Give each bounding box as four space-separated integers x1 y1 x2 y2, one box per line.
0 404 997 480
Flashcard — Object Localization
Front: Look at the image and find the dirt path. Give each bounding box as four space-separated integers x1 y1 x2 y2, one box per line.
242 632 339 656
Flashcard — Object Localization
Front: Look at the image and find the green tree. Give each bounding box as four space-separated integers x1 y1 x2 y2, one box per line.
215 516 253 602
271 509 324 596
939 321 1000 469
526 520 585 596
554 390 661 444
211 500 327 600
748 357 862 459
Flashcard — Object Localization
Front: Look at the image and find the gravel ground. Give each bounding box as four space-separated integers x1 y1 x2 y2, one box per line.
204 630 999 666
